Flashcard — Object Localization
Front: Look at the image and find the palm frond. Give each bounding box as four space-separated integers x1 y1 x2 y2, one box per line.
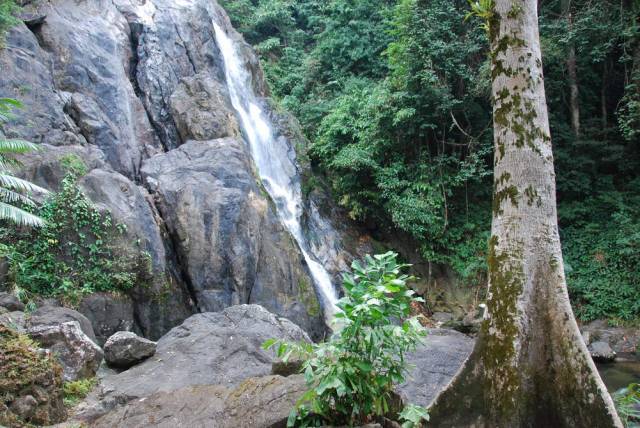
0 173 49 194
0 201 45 227
0 139 40 154
0 155 22 170
0 187 37 206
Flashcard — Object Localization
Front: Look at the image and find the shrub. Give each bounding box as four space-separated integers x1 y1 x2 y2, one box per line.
264 252 429 427
0 167 151 304
613 383 640 428
63 378 97 407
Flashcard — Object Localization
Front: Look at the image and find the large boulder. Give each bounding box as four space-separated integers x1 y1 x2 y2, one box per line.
27 305 97 344
104 331 157 369
0 292 24 312
141 141 324 339
92 374 306 428
98 305 310 405
28 321 104 381
398 329 475 408
589 341 616 363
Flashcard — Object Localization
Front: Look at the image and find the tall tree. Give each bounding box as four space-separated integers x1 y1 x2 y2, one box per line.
562 0 580 136
427 0 622 426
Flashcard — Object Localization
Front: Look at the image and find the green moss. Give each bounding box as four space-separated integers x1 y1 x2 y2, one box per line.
0 326 65 426
493 184 519 215
63 378 97 407
298 277 321 318
481 235 525 420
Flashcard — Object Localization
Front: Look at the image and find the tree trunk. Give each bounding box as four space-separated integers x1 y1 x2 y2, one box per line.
563 0 580 136
426 1 622 426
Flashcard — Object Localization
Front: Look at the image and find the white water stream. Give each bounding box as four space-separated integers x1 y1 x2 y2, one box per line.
213 23 338 319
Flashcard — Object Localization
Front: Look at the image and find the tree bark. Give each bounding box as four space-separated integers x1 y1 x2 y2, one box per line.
563 0 581 136
426 1 622 426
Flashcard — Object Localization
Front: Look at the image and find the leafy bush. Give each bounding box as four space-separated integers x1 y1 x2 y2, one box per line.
1 164 151 304
0 0 19 45
561 189 640 321
613 383 640 428
264 252 429 427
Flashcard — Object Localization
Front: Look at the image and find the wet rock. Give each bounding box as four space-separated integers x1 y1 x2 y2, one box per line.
0 292 24 312
141 140 324 339
589 341 616 363
98 305 310 404
28 321 103 381
92 374 307 428
78 292 136 346
104 331 156 369
398 329 475 408
28 305 97 344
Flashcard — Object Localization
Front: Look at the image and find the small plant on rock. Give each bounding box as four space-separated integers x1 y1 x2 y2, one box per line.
263 251 429 427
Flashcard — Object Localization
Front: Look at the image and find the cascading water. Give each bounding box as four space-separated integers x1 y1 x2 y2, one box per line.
212 23 338 320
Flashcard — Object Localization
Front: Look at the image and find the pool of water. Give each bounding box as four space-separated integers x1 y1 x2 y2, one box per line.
598 358 640 392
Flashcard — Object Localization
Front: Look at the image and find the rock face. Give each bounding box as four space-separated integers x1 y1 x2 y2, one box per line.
78 292 137 346
581 319 640 355
98 305 310 405
104 331 156 369
28 321 104 381
398 329 475 408
141 140 323 337
0 0 352 341
92 375 306 428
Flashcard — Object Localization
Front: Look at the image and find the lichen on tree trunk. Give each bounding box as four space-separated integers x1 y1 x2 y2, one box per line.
426 1 622 426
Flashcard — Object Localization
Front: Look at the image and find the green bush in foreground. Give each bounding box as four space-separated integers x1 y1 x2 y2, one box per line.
264 252 429 427
613 383 640 428
1 162 151 304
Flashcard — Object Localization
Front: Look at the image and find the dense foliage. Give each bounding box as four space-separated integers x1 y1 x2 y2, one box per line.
614 383 640 428
264 252 428 427
0 158 151 305
221 0 640 320
0 0 18 45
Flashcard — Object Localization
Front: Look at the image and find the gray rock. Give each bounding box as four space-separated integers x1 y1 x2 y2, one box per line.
0 292 24 311
398 329 475 408
141 140 324 339
0 311 27 333
98 305 310 404
169 74 240 141
431 311 454 324
28 321 104 381
78 292 137 346
104 331 156 368
589 341 616 363
581 319 640 354
28 305 97 344
92 374 307 428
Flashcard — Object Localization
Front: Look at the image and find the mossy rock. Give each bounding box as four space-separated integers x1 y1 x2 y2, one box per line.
0 326 67 426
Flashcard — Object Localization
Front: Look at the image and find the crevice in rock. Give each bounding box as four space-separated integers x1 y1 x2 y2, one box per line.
22 15 50 52
173 22 198 76
143 186 202 314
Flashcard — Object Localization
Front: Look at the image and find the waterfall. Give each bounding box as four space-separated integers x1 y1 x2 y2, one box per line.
212 23 338 319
